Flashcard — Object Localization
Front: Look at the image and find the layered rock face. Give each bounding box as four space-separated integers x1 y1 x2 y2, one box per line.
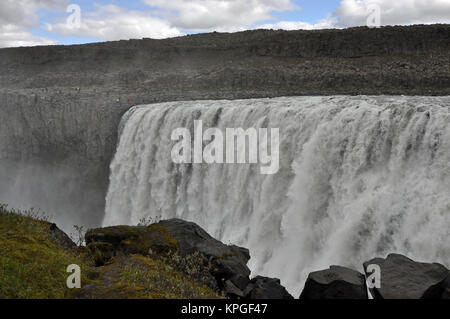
0 25 449 229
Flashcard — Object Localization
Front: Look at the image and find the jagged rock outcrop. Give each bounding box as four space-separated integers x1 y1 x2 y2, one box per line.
158 219 251 290
363 254 450 299
0 25 449 229
299 266 368 299
243 276 294 299
84 218 293 299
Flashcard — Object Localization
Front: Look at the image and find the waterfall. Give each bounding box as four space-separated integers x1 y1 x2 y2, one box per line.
103 96 450 295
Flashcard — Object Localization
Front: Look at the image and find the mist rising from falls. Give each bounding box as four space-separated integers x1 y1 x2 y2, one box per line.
103 96 450 295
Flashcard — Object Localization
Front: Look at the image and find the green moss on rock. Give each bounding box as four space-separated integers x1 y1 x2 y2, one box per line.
85 224 178 265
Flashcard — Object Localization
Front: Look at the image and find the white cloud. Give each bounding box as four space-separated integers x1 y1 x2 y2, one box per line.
258 0 450 31
144 0 299 32
0 0 67 48
257 17 336 31
46 4 183 40
0 0 67 27
2 0 450 48
334 0 450 27
258 0 450 32
0 24 56 48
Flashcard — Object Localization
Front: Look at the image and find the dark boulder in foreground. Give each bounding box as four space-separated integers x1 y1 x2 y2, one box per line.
299 265 368 299
441 276 450 299
158 219 251 295
243 276 294 299
159 219 251 284
363 254 450 299
84 218 281 298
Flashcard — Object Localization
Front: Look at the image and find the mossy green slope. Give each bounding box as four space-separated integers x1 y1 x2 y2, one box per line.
0 205 91 298
76 254 220 299
0 205 221 299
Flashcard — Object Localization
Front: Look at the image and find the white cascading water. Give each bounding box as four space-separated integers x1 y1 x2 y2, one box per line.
103 96 450 296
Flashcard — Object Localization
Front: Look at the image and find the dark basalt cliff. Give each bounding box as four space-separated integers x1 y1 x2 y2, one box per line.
0 25 449 228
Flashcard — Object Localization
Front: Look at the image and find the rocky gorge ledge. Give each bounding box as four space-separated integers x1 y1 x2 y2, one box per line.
1 205 449 299
78 219 450 299
82 218 294 299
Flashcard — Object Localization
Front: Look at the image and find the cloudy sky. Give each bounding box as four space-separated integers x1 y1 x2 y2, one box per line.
1 0 449 48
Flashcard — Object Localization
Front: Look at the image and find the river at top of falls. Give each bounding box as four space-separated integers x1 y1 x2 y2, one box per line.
103 95 450 296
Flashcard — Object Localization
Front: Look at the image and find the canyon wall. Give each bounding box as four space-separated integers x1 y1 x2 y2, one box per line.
0 25 449 230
